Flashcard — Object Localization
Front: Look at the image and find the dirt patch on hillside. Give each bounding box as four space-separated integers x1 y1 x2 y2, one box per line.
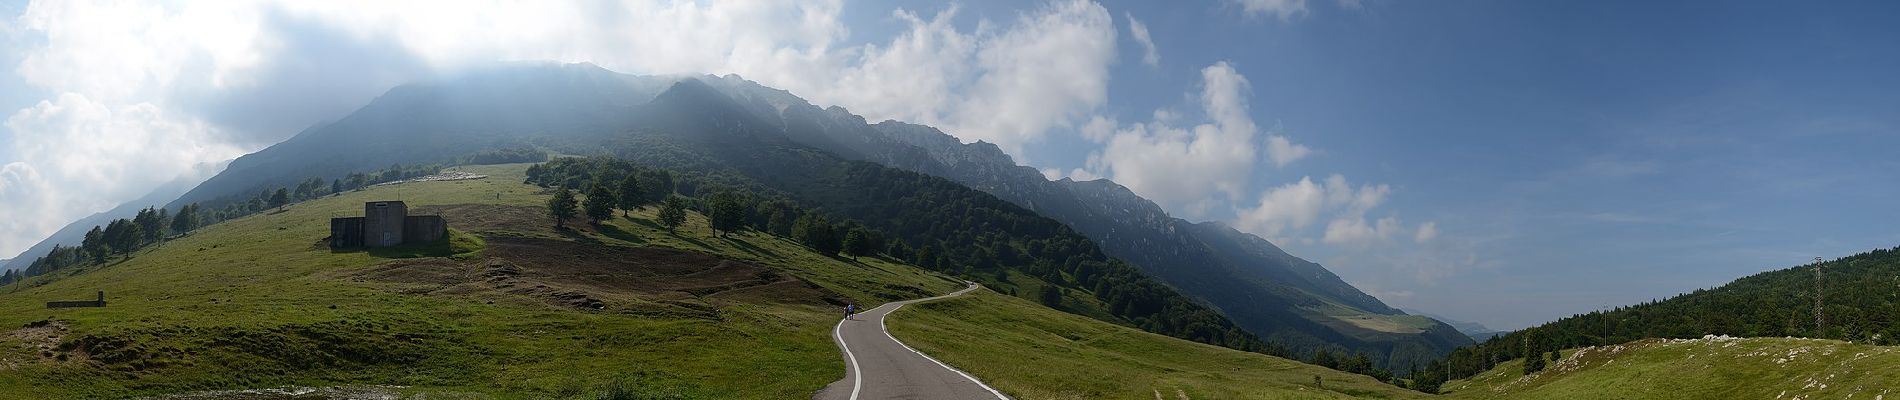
2 320 73 370
344 236 842 317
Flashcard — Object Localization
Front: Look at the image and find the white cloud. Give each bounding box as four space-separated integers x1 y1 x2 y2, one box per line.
1323 216 1402 246
0 0 1124 257
1233 176 1327 237
0 94 241 255
1078 61 1308 216
1234 173 1423 248
1265 134 1311 167
1124 12 1159 68
1415 221 1438 243
1230 0 1309 21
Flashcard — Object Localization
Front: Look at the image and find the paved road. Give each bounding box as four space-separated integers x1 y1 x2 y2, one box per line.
813 284 1009 400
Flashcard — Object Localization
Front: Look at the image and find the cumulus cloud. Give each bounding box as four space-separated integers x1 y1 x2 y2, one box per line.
1077 62 1311 216
1232 173 1423 247
1124 12 1159 68
0 94 242 255
0 0 1124 257
1232 176 1326 238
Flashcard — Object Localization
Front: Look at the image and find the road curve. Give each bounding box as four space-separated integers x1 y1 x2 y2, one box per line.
813 283 1009 400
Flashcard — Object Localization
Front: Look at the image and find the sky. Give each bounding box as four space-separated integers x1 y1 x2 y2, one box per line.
1 0 1897 330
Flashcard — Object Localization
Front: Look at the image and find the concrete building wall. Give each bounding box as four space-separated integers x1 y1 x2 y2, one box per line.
364 201 407 247
403 215 447 244
330 217 366 248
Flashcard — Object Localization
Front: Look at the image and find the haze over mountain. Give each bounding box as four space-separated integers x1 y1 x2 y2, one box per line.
100 62 1453 369
3 0 1897 344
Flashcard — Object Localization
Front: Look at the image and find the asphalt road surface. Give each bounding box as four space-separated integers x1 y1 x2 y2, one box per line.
813 284 1009 400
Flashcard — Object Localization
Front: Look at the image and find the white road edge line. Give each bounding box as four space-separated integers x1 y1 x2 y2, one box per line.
878 289 1011 400
833 318 862 400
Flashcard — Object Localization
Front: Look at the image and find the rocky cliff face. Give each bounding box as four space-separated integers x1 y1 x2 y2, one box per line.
691 74 1473 369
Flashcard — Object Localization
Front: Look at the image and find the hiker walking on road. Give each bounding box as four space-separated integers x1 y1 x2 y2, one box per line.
845 303 858 320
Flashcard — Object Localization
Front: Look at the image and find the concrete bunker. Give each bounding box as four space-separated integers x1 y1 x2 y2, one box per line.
330 201 448 249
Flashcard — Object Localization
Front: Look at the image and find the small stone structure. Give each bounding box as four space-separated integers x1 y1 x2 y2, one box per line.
330 201 447 249
47 291 106 308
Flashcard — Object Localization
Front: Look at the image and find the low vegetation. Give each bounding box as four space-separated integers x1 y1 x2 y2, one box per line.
1414 246 1900 390
885 289 1427 399
1441 336 1900 399
0 163 958 398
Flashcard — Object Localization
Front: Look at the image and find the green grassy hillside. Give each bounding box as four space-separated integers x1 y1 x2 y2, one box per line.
885 290 1427 400
0 162 1418 399
1441 337 1900 399
0 163 960 399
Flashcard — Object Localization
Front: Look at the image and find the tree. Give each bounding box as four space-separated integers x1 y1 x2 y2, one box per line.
766 209 796 237
843 229 875 260
134 207 165 245
1311 349 1339 369
792 213 841 257
707 192 748 237
331 179 343 195
657 195 688 233
103 219 143 258
269 188 290 210
81 226 107 263
615 174 644 216
886 240 912 261
1039 286 1063 306
547 187 578 228
639 170 674 204
1522 353 1546 375
584 183 616 224
171 204 199 234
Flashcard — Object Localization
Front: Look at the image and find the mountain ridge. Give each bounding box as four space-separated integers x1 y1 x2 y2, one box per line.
24 62 1466 370
684 72 1472 369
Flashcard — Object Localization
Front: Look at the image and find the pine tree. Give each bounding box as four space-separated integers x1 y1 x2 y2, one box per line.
547 187 578 228
584 184 616 224
656 196 688 233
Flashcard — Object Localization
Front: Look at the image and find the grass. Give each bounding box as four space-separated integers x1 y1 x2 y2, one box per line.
0 163 958 399
0 162 1453 399
1441 337 1900 399
884 289 1429 400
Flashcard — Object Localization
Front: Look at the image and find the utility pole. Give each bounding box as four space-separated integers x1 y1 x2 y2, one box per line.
1814 257 1825 336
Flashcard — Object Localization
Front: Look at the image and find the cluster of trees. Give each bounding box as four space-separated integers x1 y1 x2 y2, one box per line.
530 158 892 261
6 163 447 288
528 159 676 228
1309 348 1393 383
1405 245 1900 393
5 205 211 287
528 156 1272 358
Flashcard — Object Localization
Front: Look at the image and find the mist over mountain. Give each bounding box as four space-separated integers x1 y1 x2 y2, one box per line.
1 172 211 272
135 62 1467 370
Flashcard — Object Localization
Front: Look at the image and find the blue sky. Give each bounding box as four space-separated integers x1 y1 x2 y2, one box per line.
1 0 1895 329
